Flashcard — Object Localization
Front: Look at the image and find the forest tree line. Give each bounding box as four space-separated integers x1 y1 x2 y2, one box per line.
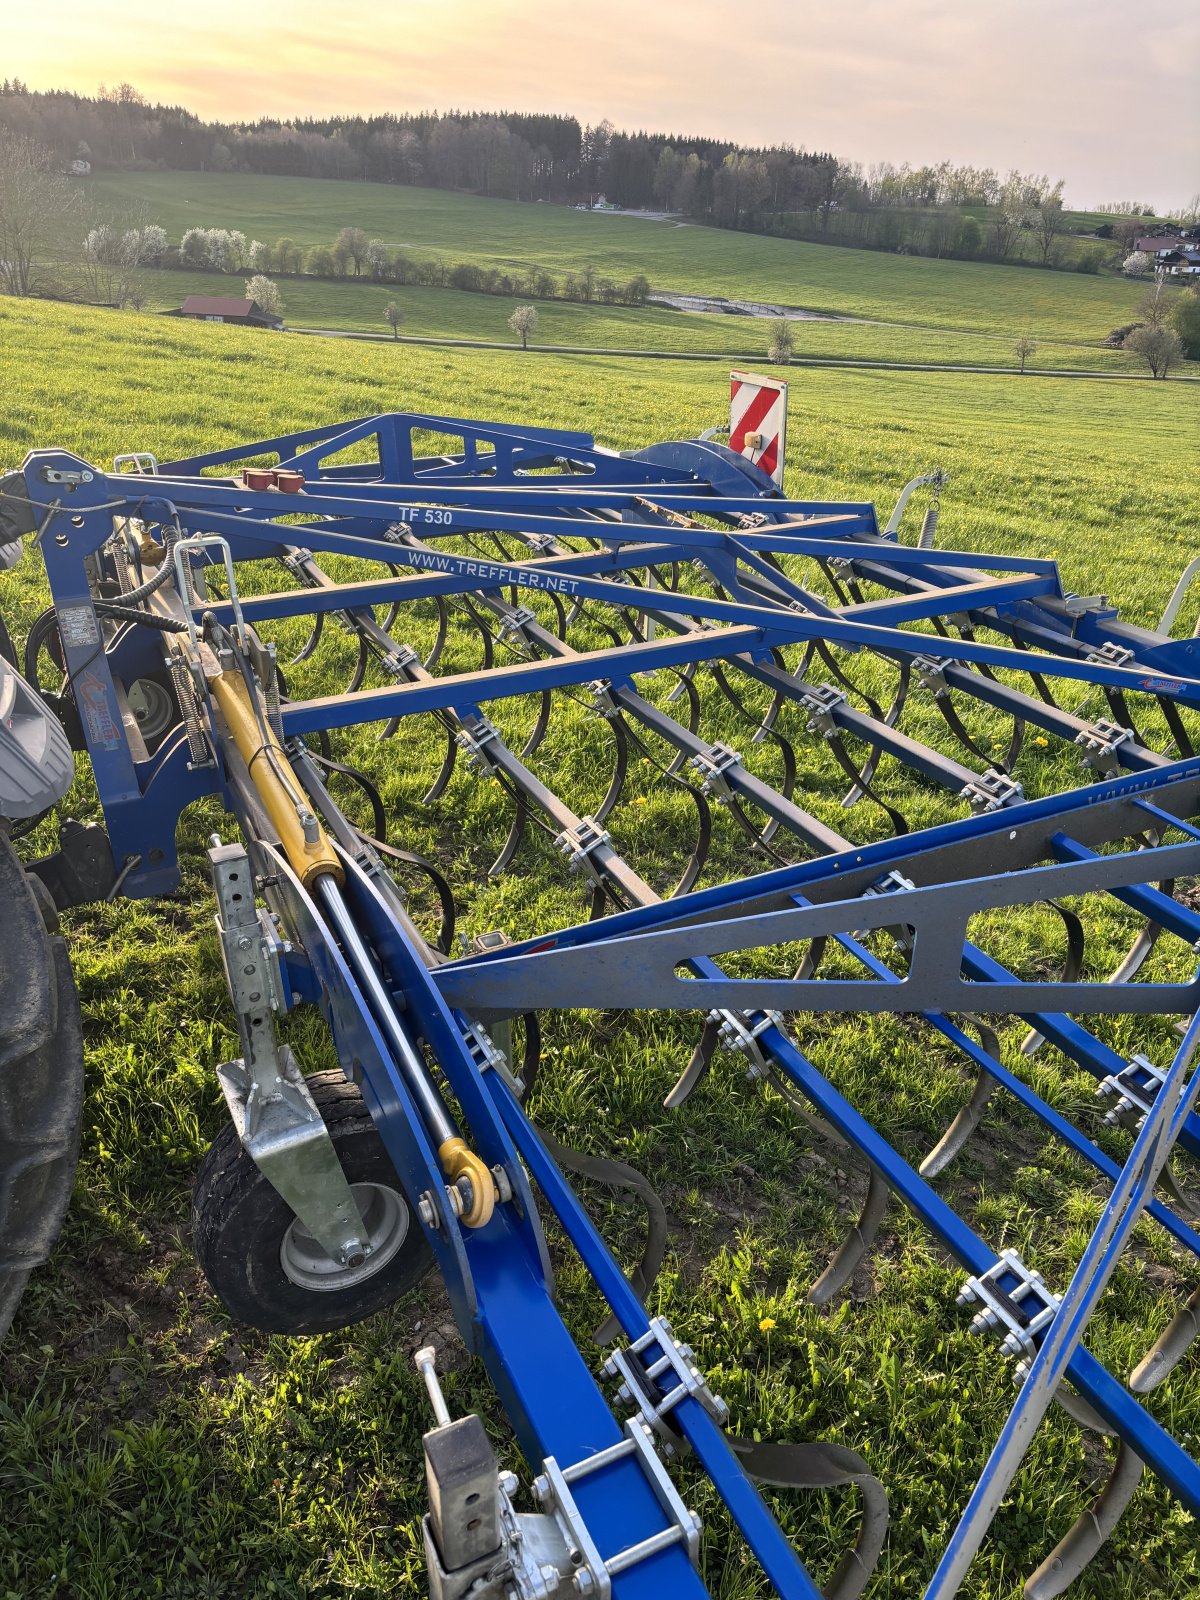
0 79 1129 267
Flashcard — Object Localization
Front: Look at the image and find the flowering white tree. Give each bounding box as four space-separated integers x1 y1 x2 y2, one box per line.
245 274 283 318
508 304 539 349
365 238 391 279
247 239 271 270
1122 250 1152 277
180 226 208 267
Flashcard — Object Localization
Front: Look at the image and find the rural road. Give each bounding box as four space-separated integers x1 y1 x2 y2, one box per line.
288 325 1198 381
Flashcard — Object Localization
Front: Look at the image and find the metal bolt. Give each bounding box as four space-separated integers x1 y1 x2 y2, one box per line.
236 935 253 950
531 1474 549 1505
572 1570 595 1596
418 1191 440 1229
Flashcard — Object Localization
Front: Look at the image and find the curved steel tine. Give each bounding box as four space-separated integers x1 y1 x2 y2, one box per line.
424 595 449 670
665 1014 722 1109
380 562 403 633
422 720 459 803
345 634 369 694
664 660 697 705
1158 694 1196 758
547 588 569 642
794 935 829 983
666 779 713 899
460 597 494 670
841 661 912 811
807 1163 890 1306
919 1016 1003 1177
728 794 790 865
1130 1283 1200 1393
533 1128 669 1347
361 831 456 954
726 1437 889 1600
1022 1443 1145 1600
663 669 703 774
312 753 388 841
1155 1159 1200 1219
758 727 799 848
1020 899 1087 1056
490 787 529 878
593 713 630 824
588 882 609 921
519 689 554 760
288 610 324 666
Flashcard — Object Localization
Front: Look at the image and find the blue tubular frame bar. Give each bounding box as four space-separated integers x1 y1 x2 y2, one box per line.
20 408 1200 1597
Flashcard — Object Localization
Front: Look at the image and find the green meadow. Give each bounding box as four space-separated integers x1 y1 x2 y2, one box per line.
87 170 1156 342
1 296 1198 1598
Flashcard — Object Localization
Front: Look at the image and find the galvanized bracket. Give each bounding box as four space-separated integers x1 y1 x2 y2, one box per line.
796 682 849 738
602 1315 730 1451
688 741 744 803
912 653 956 698
533 1419 703 1597
708 1007 786 1081
957 1247 1061 1366
1097 1052 1169 1130
1075 718 1135 779
960 767 1024 814
456 718 503 774
554 817 612 887
209 841 369 1266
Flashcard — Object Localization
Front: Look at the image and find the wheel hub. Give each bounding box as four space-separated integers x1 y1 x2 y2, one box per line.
279 1181 411 1292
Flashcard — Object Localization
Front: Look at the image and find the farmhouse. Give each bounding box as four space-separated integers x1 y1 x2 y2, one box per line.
171 295 283 329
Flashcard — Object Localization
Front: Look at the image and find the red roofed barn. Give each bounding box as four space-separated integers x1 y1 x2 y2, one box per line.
171 296 283 329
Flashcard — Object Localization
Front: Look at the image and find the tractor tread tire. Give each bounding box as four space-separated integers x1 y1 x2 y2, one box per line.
0 833 85 1341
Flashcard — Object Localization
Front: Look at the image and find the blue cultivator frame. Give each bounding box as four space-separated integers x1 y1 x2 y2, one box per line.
13 406 1200 1598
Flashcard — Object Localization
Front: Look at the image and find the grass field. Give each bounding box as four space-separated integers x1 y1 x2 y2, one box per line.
139 267 1167 375
1 296 1199 1599
85 171 1157 343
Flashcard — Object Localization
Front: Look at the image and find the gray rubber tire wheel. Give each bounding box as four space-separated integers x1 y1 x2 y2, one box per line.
192 1069 435 1335
0 831 85 1341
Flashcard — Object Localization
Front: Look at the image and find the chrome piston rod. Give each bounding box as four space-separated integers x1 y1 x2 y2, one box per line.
314 873 457 1147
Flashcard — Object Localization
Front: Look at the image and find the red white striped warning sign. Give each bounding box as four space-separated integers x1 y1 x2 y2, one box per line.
729 369 788 486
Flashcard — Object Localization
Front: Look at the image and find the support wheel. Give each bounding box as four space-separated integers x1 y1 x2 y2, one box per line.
0 832 85 1341
192 1069 435 1334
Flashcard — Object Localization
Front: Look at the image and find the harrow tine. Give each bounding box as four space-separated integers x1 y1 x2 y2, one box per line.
518 688 554 759
806 1162 890 1307
1130 1283 1200 1393
919 1017 1003 1178
287 608 324 665
1022 896 1150 1058
535 1127 669 1346
359 831 456 954
727 1438 889 1600
490 785 530 878
665 1014 723 1109
1022 1443 1146 1600
423 595 450 669
309 751 389 842
420 719 460 804
840 661 911 812
592 712 630 824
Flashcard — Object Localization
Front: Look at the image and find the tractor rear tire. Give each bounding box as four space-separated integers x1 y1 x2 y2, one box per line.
192 1069 435 1335
0 830 85 1341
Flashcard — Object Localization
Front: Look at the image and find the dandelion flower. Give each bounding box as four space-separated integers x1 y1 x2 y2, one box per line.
759 1316 777 1332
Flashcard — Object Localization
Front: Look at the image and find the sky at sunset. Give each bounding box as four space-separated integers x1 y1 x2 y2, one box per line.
6 0 1198 207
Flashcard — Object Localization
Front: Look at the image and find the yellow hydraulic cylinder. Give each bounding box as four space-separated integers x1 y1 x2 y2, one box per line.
209 668 343 889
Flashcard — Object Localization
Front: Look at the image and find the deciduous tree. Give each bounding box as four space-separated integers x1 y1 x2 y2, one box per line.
768 318 794 364
1014 334 1037 372
1124 324 1183 379
0 128 78 295
383 301 403 339
245 274 283 317
508 304 538 349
